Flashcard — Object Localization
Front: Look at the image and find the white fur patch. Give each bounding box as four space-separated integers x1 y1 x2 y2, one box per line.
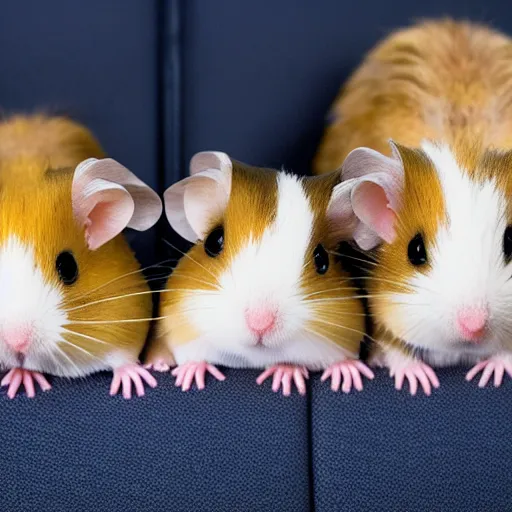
0 236 110 377
175 173 354 368
388 142 511 364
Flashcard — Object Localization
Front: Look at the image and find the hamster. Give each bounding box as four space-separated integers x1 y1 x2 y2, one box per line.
314 19 512 394
144 151 374 395
0 115 162 398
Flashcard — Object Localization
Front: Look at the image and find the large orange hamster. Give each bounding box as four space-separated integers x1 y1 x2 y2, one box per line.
144 151 374 395
314 19 512 394
0 115 162 399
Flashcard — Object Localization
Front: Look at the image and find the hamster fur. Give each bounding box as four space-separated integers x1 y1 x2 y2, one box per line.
0 115 162 398
314 19 512 394
144 151 374 395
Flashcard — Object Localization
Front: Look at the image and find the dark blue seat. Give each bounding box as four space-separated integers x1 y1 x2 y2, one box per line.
1 1 512 511
311 368 512 511
1 370 309 512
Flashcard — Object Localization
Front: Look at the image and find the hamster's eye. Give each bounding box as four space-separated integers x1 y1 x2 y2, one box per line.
313 244 329 275
204 226 224 257
407 233 427 266
56 251 79 285
503 226 512 263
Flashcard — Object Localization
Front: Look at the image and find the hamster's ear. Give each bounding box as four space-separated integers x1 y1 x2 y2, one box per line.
72 158 163 250
326 179 364 242
164 151 232 242
332 143 404 250
189 151 231 176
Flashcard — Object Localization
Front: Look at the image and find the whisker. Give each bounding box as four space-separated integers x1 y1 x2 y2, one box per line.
163 239 221 286
328 250 379 267
303 325 357 351
303 293 397 303
170 272 221 290
305 305 368 316
63 327 112 346
302 287 360 300
312 316 380 345
66 316 168 325
53 343 86 375
64 288 218 312
63 258 176 307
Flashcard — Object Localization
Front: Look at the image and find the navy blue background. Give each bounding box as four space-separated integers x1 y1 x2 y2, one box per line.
1 1 512 511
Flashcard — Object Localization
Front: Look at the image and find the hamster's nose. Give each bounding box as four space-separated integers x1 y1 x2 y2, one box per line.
245 308 276 336
3 326 32 354
456 307 489 342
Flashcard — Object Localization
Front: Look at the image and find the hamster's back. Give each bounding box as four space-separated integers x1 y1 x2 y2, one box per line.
314 19 512 173
0 114 105 171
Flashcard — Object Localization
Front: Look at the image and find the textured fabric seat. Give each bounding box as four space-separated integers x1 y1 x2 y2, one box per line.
0 370 309 512
311 368 512 511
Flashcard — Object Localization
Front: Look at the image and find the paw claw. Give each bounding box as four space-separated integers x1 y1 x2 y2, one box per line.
257 364 308 396
171 362 224 391
390 360 438 396
322 360 372 393
467 355 512 388
1 368 51 398
110 363 157 399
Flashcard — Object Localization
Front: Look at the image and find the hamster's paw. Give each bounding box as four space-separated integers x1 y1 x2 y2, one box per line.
256 365 309 396
109 364 158 399
143 359 172 373
143 343 176 372
321 360 375 393
466 353 512 387
390 360 439 396
1 368 51 399
171 362 225 391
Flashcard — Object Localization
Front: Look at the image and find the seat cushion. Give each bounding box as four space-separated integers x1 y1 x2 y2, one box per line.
311 367 512 511
0 369 309 512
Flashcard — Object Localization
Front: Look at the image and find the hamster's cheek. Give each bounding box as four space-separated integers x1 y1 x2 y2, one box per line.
160 309 201 348
372 296 408 336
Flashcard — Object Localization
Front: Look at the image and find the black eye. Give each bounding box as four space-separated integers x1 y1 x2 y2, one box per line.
56 251 79 285
204 226 224 257
407 233 427 266
504 226 512 263
314 244 329 275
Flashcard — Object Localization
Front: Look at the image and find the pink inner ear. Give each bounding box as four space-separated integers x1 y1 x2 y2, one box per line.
83 193 134 250
73 177 135 250
352 182 397 244
86 202 122 250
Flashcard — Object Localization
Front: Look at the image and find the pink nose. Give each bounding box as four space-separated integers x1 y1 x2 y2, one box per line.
245 309 276 336
3 327 32 353
456 307 488 342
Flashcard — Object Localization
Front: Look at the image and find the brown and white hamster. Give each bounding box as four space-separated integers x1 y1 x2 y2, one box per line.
314 19 512 394
0 115 162 398
144 151 373 395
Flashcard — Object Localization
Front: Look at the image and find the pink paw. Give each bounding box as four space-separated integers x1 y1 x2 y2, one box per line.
143 360 171 373
391 360 439 396
109 363 158 399
466 354 512 387
321 360 374 393
171 362 225 391
256 365 309 396
1 368 51 399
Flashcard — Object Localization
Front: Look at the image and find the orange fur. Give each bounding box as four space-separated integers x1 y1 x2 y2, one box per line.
314 19 512 174
149 164 364 364
313 19 512 358
0 115 152 369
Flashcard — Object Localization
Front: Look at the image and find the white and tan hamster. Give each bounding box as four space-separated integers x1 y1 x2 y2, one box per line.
0 115 162 399
144 151 373 395
314 19 512 394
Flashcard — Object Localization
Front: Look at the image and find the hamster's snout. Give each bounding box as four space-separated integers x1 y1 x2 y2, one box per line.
3 325 33 354
245 308 276 338
456 306 489 343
